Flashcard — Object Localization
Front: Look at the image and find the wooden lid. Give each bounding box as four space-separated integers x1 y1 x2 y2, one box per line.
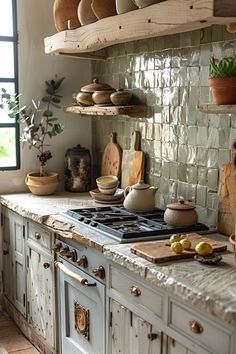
166 200 196 210
81 78 113 93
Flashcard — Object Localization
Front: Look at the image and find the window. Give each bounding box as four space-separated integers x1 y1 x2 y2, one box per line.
0 0 19 170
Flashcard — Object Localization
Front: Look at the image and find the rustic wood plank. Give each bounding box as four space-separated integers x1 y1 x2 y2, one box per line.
198 104 236 114
45 0 236 55
64 105 147 117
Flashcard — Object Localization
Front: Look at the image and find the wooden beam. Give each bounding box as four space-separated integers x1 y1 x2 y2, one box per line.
198 104 236 114
45 0 236 55
64 105 148 117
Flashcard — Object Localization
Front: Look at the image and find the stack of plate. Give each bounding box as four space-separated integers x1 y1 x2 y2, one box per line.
89 188 124 204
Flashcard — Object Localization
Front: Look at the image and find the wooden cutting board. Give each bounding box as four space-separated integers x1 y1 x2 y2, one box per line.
101 132 122 177
218 142 236 235
121 131 145 189
131 233 227 263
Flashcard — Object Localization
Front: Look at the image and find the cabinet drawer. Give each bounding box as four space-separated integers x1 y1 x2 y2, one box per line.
110 267 163 319
169 302 231 354
28 221 52 252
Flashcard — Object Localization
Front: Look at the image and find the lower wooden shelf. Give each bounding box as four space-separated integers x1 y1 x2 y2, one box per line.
198 104 236 114
64 105 148 118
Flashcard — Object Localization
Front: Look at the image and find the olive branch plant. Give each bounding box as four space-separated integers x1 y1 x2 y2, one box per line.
0 77 65 176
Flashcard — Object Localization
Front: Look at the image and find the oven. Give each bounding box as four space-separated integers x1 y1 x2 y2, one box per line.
54 239 106 354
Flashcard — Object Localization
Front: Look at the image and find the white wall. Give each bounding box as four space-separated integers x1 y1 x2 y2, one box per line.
0 0 92 193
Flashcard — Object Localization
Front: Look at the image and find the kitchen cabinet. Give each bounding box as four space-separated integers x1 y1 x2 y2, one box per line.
110 299 162 354
167 337 198 354
2 207 26 317
44 0 236 57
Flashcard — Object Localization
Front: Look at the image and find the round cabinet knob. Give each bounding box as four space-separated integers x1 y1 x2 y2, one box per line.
189 320 204 334
35 232 41 240
59 246 69 256
130 286 141 296
43 262 50 269
77 255 88 268
52 242 62 252
92 266 105 279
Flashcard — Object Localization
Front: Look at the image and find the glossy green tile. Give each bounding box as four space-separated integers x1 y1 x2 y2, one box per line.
196 185 207 207
186 165 198 184
207 168 218 190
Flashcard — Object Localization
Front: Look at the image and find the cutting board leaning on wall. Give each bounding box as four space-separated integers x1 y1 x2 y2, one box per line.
101 132 122 178
218 140 236 236
121 131 145 189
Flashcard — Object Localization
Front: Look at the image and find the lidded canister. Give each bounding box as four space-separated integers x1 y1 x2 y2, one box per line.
65 144 91 192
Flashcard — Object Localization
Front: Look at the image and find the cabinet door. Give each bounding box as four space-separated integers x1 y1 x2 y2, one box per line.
2 208 13 303
27 246 54 349
167 337 198 354
110 299 162 354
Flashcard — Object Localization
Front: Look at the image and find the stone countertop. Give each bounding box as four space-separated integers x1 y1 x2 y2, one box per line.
104 234 236 326
1 192 236 325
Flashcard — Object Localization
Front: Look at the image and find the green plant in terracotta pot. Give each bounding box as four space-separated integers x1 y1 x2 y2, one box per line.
0 77 65 195
209 56 236 105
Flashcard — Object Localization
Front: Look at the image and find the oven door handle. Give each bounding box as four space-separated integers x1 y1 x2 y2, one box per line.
55 261 96 287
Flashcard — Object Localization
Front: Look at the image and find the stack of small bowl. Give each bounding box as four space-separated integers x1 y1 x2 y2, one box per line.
96 175 119 195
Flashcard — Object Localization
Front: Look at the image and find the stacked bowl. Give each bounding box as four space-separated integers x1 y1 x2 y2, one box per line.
96 175 119 194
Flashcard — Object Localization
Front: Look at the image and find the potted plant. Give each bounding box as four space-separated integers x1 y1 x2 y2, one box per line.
0 77 65 195
209 56 236 105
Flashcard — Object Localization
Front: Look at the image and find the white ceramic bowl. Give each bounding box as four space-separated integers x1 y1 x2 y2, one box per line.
96 175 118 188
97 185 118 195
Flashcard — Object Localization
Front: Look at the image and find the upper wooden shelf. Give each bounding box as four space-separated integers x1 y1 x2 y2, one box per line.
198 103 236 114
64 105 147 117
45 0 236 57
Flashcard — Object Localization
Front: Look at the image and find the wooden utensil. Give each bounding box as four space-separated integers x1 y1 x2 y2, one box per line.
101 132 122 177
53 0 81 32
131 233 227 264
92 0 117 19
121 131 145 189
218 141 236 235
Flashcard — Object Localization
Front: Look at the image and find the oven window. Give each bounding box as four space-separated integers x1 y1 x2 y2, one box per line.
0 0 20 170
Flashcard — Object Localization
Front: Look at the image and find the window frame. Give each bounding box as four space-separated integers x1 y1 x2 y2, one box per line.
0 0 20 171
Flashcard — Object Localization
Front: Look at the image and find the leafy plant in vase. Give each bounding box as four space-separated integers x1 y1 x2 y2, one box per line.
209 56 236 105
0 77 65 195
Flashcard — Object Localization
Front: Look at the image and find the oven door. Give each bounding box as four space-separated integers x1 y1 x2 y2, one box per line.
57 259 105 354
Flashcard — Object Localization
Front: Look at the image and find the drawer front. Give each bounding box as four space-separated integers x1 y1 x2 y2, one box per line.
28 221 52 252
110 267 163 319
169 302 231 354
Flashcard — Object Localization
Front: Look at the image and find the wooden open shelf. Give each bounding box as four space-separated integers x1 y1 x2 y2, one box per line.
45 0 236 57
64 105 148 118
198 104 236 114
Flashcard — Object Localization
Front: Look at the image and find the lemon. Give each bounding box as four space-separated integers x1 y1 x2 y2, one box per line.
195 242 213 256
169 234 181 244
180 238 191 250
170 242 183 253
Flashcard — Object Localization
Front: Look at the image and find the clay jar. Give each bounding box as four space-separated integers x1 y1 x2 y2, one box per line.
74 92 94 106
91 0 117 19
75 78 113 106
53 0 81 32
164 200 198 227
78 0 97 26
116 0 138 14
110 89 132 106
132 0 161 8
92 89 115 105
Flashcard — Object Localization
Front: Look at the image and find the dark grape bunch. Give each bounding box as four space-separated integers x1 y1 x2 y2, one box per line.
38 151 52 166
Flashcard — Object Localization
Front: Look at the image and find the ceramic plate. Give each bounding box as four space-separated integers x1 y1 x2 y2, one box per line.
89 188 124 202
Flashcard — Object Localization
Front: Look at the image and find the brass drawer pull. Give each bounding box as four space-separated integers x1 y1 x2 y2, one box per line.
189 320 204 334
35 232 41 240
43 262 50 269
130 285 141 296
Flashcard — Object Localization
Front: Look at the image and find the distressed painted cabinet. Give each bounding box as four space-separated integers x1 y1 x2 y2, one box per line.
167 337 198 354
26 221 55 349
2 206 26 317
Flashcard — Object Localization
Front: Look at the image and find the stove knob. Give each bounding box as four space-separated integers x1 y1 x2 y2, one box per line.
52 242 62 252
77 255 88 268
67 249 77 262
59 246 69 256
92 266 105 279
91 222 98 227
84 219 91 224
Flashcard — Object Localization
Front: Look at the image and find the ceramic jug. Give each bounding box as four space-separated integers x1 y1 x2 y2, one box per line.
123 181 158 212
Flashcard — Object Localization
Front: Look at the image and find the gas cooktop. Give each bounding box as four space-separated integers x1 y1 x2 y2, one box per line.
65 206 210 243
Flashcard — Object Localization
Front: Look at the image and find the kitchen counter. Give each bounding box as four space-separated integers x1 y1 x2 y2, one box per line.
1 192 236 326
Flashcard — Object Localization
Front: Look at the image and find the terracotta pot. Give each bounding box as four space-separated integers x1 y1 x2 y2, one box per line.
81 78 113 93
116 0 137 14
110 89 132 105
92 89 115 105
78 0 97 26
209 77 236 105
132 0 161 8
91 0 117 19
53 0 81 32
25 172 59 196
74 92 93 106
164 200 198 227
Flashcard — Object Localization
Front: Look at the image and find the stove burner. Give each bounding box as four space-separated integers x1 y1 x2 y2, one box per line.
66 206 210 242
